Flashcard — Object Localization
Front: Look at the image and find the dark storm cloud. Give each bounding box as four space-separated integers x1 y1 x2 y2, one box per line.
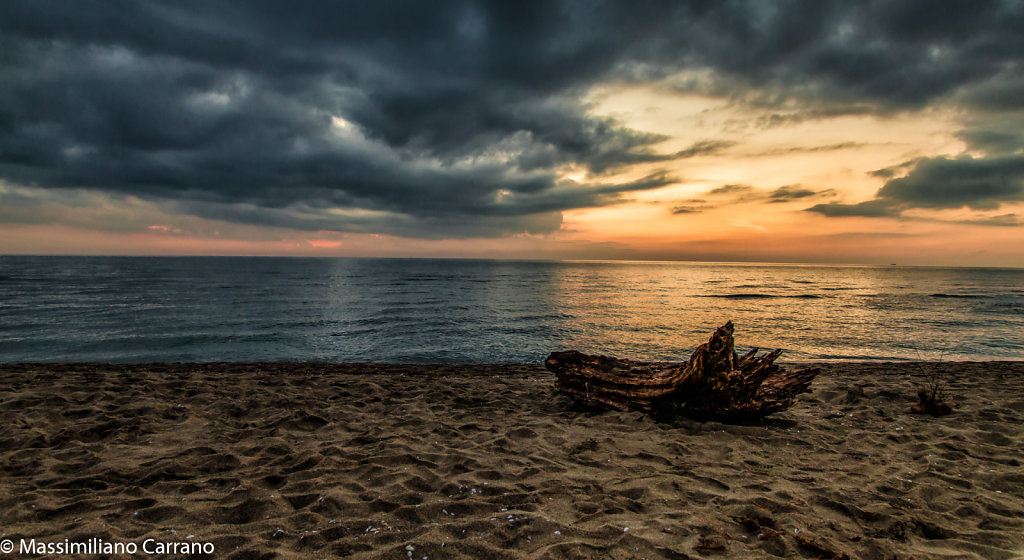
0 0 696 236
805 199 902 218
673 140 736 159
869 159 923 180
955 127 1024 157
751 142 869 157
709 184 755 196
957 74 1024 111
877 156 1024 209
666 0 1024 110
702 183 834 206
1 0 1023 237
767 185 832 202
671 206 704 215
807 155 1024 220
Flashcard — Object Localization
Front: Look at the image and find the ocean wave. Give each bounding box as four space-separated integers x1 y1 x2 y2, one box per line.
929 293 992 299
701 293 823 299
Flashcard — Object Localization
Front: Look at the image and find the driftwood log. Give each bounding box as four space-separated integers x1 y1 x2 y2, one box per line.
545 321 820 421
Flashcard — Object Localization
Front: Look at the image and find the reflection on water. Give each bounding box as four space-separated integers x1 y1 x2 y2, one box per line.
0 256 1022 363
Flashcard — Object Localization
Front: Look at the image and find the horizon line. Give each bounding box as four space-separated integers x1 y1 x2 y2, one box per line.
2 253 1022 270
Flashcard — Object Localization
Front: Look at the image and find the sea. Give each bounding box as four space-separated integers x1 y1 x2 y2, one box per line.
0 256 1022 363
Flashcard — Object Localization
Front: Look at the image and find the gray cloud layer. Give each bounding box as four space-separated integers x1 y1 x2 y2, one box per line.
1 0 1023 237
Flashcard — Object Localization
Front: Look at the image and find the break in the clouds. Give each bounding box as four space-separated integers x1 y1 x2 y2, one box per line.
1 0 1023 239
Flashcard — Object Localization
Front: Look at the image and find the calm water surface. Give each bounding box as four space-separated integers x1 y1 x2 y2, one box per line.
1 256 1022 363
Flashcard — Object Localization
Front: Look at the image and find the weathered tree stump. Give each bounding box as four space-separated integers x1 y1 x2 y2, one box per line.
545 322 820 421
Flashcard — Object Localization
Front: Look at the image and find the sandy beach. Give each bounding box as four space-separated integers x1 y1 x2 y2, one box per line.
1 361 1022 559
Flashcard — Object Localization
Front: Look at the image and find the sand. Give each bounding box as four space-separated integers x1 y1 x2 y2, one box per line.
1 362 1023 560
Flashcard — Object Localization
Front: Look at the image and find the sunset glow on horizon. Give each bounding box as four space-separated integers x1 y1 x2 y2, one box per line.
2 2 1022 267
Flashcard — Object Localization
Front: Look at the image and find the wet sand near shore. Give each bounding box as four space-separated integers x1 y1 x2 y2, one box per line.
1 362 1022 559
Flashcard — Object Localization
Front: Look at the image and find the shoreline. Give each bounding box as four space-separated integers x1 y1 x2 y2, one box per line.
3 359 1023 368
2 362 1023 559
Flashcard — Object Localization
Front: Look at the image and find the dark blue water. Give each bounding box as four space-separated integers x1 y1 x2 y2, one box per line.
1 256 1022 363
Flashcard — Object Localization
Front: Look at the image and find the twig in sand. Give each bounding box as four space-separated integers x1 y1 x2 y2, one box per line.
731 515 782 541
694 535 726 553
793 534 850 560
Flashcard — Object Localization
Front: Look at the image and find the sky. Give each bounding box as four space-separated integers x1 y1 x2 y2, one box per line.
1 1 1022 266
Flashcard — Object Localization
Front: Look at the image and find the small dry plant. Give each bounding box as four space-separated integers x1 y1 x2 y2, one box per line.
910 357 953 416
